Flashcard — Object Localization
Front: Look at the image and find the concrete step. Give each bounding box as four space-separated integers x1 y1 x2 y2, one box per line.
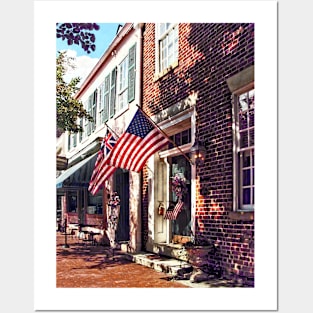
124 252 193 276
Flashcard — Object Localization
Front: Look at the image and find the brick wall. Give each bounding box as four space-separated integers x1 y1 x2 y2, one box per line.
142 23 255 286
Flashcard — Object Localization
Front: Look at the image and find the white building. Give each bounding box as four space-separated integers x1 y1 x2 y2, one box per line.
56 23 144 252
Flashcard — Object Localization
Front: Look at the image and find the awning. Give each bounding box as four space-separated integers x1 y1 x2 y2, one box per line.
56 153 98 188
56 155 68 170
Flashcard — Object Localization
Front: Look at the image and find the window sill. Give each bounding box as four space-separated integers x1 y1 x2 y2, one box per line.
153 60 179 81
113 105 129 120
228 211 254 221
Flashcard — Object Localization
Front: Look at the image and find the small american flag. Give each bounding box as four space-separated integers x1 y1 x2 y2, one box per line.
107 108 170 172
88 129 117 195
164 200 184 220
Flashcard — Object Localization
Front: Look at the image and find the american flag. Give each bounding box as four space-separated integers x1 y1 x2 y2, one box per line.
88 129 117 195
107 108 170 172
164 200 184 220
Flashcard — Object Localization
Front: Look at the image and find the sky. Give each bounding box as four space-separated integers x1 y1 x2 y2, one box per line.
56 23 124 85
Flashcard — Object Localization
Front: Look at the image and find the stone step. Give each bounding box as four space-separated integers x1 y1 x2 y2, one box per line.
124 252 193 276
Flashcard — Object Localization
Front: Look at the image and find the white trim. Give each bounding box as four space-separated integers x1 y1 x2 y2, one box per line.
159 143 192 159
157 107 194 130
154 108 196 241
154 23 179 76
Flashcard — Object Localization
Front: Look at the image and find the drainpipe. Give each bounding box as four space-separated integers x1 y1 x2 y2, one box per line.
135 23 145 109
133 23 145 251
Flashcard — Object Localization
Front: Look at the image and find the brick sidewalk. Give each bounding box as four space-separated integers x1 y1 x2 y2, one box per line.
56 233 189 288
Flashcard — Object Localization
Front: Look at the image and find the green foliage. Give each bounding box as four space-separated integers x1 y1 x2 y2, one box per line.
56 51 93 134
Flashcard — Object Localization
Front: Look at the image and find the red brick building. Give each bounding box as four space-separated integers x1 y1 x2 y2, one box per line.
141 23 255 286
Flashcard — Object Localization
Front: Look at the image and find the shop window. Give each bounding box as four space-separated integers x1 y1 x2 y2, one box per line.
56 195 62 220
67 191 77 213
87 190 103 214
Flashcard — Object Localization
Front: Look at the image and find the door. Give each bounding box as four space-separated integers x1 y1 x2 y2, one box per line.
114 169 130 242
154 155 168 243
169 155 192 242
78 189 85 224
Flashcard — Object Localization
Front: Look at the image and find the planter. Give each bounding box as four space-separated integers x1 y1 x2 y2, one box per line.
185 246 214 268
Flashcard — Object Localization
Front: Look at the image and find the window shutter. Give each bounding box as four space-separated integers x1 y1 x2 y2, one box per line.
127 44 136 103
110 67 117 117
87 96 92 136
79 119 83 142
72 133 77 147
92 90 97 132
103 75 110 122
68 134 71 151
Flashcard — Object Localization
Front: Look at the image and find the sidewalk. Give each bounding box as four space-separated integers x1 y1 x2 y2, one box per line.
56 232 235 288
56 233 188 288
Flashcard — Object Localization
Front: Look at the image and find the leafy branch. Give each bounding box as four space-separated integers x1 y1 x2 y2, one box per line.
56 51 93 134
56 23 100 54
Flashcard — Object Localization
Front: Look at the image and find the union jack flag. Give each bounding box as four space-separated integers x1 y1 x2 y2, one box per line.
88 129 117 195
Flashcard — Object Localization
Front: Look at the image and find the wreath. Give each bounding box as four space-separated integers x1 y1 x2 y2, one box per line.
108 192 120 231
171 173 188 200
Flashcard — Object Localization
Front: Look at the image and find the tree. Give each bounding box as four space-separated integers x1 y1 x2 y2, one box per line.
56 23 100 54
56 51 93 135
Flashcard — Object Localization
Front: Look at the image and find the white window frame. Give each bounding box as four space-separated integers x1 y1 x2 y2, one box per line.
232 85 255 211
117 56 128 113
155 23 179 74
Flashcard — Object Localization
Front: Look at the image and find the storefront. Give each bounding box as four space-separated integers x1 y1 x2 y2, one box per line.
56 153 105 227
145 105 198 256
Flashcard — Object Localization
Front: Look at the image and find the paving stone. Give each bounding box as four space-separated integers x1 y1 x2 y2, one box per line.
56 233 189 288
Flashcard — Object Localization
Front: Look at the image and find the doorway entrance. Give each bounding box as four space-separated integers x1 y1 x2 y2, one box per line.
169 154 192 242
114 169 130 242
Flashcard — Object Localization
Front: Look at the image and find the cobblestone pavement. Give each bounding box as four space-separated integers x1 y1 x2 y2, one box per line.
56 233 189 288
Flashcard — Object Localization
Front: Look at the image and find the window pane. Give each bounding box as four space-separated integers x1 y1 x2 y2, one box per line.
249 109 255 128
182 129 190 145
239 111 248 129
159 23 165 35
240 130 248 148
68 192 77 213
243 169 250 186
239 93 248 111
249 128 255 146
242 188 251 205
175 133 181 145
248 89 255 108
252 187 255 204
88 190 103 214
243 151 251 167
252 168 255 184
168 29 173 42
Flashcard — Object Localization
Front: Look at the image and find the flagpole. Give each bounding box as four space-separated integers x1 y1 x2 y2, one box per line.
136 104 194 165
104 122 120 139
